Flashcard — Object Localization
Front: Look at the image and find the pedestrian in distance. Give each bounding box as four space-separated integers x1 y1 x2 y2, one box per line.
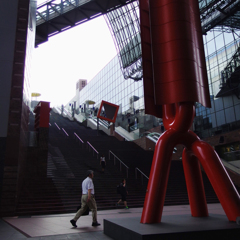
70 170 101 227
100 154 106 173
116 179 129 209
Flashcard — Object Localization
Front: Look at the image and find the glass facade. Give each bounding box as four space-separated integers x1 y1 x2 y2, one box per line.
77 56 144 113
69 1 240 142
194 29 240 138
105 1 142 80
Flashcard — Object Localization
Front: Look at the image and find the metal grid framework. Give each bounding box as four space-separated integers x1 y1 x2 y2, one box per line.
36 0 87 24
104 1 142 81
221 45 240 86
199 0 240 34
104 0 240 81
35 0 136 46
218 44 240 98
220 11 240 30
198 1 240 99
35 0 240 85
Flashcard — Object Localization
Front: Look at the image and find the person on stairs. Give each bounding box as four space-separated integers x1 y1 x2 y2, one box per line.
70 170 101 227
100 154 106 173
116 179 129 209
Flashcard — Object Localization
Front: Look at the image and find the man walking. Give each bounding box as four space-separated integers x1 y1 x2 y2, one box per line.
70 170 101 227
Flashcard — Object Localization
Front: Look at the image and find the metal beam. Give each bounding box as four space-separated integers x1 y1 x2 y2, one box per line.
35 0 136 46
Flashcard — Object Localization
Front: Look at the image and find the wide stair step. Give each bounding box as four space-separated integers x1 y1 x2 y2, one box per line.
17 112 221 216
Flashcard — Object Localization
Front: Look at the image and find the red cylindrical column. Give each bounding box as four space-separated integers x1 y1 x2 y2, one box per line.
149 0 210 107
182 148 208 217
141 129 178 223
192 140 240 221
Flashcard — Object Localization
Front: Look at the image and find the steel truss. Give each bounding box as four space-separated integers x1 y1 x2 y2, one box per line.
35 0 136 46
199 0 240 34
104 1 142 81
199 0 240 99
35 0 240 84
217 44 240 98
104 0 240 81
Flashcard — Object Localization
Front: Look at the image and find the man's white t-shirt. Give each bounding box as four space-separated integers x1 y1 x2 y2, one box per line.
82 177 95 195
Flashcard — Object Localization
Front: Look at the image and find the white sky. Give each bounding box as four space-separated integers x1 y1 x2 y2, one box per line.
31 1 117 107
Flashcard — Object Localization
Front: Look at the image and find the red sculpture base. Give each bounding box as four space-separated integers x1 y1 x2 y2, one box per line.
141 102 240 223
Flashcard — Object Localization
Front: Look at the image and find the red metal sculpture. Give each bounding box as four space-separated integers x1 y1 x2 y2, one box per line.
139 0 240 223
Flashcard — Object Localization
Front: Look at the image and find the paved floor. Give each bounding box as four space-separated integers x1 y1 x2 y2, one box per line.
0 203 229 239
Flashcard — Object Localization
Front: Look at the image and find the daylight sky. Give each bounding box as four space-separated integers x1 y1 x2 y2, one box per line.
31 1 117 107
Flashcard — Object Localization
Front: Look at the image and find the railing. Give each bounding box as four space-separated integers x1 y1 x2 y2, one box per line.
36 0 132 25
74 132 84 148
146 132 162 143
62 109 73 120
87 141 99 159
53 106 62 115
62 128 69 137
91 117 110 129
99 118 110 129
74 112 86 123
109 150 129 178
135 168 149 185
54 122 61 130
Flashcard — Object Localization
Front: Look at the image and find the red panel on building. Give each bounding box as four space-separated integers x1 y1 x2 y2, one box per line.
97 100 119 123
33 101 51 129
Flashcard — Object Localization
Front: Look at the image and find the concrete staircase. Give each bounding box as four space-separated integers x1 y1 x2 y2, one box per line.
16 111 221 216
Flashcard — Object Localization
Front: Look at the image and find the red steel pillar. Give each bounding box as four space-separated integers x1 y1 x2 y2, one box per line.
182 149 209 217
139 0 240 223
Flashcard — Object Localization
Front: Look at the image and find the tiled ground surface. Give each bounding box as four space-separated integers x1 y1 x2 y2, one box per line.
1 204 228 239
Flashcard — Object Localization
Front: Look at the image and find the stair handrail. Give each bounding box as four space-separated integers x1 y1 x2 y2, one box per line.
91 117 111 129
74 132 84 148
135 167 149 185
87 141 99 159
62 128 69 137
54 122 61 130
109 150 129 178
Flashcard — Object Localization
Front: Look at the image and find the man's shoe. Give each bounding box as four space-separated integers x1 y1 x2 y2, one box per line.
92 221 101 227
70 219 77 227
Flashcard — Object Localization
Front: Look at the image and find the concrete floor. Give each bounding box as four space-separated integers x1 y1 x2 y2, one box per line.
1 203 238 239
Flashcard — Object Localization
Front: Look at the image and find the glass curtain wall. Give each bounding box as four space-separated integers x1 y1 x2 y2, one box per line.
75 1 240 141
104 1 142 81
194 29 240 138
78 56 144 113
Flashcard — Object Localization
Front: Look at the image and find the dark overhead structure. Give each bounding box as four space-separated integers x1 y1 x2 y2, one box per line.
35 0 136 46
199 0 240 34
